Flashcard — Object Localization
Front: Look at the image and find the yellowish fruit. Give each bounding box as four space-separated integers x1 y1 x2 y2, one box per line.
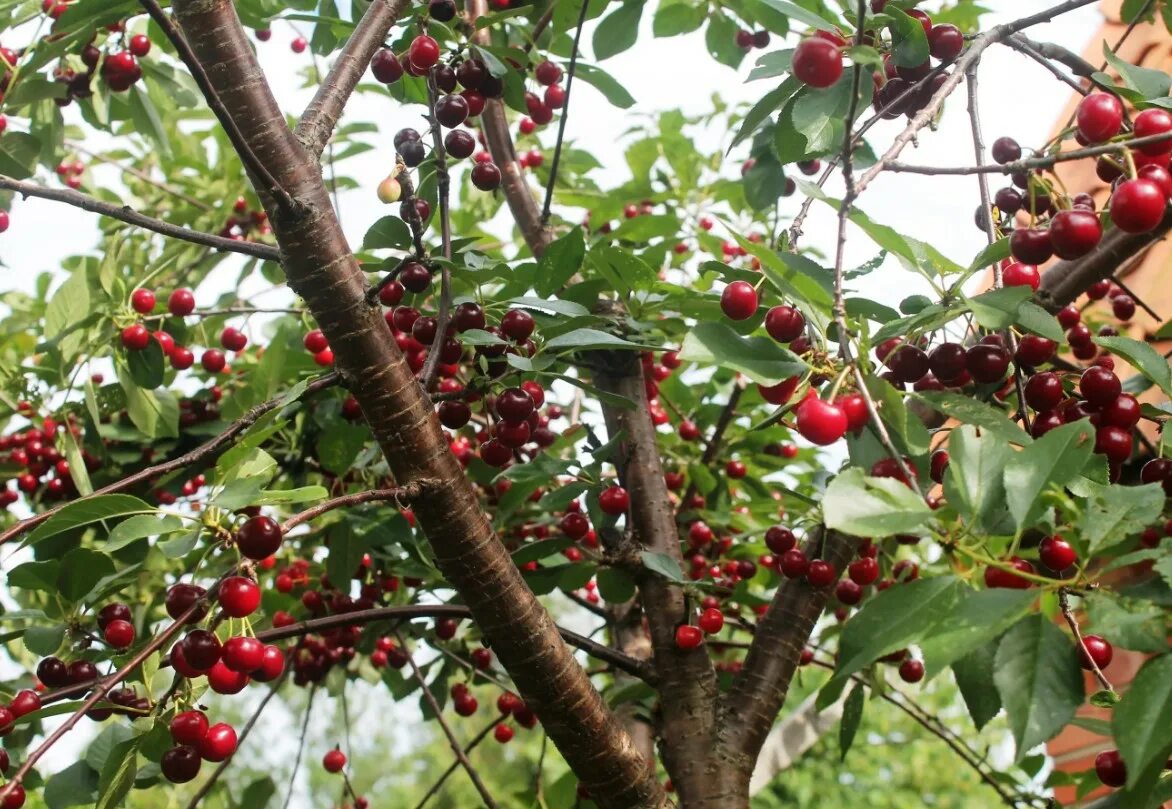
376 176 402 204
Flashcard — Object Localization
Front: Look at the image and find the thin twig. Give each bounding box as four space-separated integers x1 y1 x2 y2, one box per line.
137 0 301 214
1002 35 1090 95
540 0 589 224
280 483 429 533
521 5 556 52
0 373 339 547
396 160 428 257
66 142 214 210
0 175 281 261
1110 274 1163 322
1058 587 1116 694
419 73 454 392
399 633 501 809
185 668 289 809
281 686 318 809
413 719 497 809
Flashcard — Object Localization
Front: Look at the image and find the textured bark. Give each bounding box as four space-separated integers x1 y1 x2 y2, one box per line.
171 2 666 805
611 601 658 762
595 354 720 803
718 530 858 768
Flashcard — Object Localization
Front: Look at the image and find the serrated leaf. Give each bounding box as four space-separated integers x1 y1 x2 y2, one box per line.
105 514 184 551
1103 43 1172 100
942 424 1012 533
596 567 636 602
362 215 412 250
953 641 1003 731
96 738 138 809
23 494 153 548
1078 482 1165 556
640 550 685 582
839 683 865 761
0 132 42 180
994 615 1085 760
1113 654 1172 789
914 390 1031 444
536 227 585 296
822 467 934 537
1093 336 1172 397
678 322 807 386
1003 420 1094 532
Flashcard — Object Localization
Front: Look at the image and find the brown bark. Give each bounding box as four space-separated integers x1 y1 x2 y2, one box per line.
611 601 658 762
169 2 666 805
595 355 720 803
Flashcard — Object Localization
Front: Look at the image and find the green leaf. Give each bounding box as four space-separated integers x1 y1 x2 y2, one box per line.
316 423 370 475
822 576 964 701
593 1 642 60
239 777 278 808
1086 591 1169 654
886 7 931 68
919 587 1038 672
839 683 865 761
362 216 412 250
749 49 793 81
543 328 656 352
737 235 835 313
953 641 1002 731
640 550 685 582
117 364 179 439
1015 301 1064 342
964 285 1034 330
967 237 1011 271
95 738 138 809
757 0 840 30
743 155 789 211
678 322 807 386
822 467 934 537
536 227 585 296
1093 336 1172 397
994 615 1085 760
1079 483 1166 556
24 494 152 548
1003 420 1095 532
705 12 746 69
789 80 853 157
44 760 99 809
128 85 169 154
58 548 116 603
731 79 798 150
0 132 42 180
588 243 657 293
1114 654 1172 788
574 63 636 109
865 376 929 456
45 264 92 362
914 390 1031 445
24 624 66 656
652 1 706 36
105 514 184 551
511 537 575 565
1103 43 1172 100
126 339 165 389
942 424 1012 533
326 522 368 591
596 567 636 602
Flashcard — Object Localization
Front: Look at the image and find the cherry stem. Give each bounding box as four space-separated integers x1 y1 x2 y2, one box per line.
280 483 430 534
1058 587 1117 695
398 631 501 809
0 373 340 548
539 0 589 225
1110 273 1164 322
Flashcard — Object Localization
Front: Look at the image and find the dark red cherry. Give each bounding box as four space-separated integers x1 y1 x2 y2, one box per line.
1049 209 1102 259
1076 92 1124 143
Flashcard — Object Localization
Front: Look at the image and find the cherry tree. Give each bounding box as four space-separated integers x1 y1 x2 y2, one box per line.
0 0 1170 807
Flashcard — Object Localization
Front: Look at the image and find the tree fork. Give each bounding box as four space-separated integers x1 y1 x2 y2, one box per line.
169 1 668 805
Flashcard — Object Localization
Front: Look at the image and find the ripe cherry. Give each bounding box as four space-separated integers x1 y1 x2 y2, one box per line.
991 137 1021 164
898 659 925 683
37 656 70 688
674 625 703 649
0 784 24 809
964 344 1010 384
199 722 237 762
1101 394 1141 428
168 288 196 316
180 629 222 671
252 645 287 682
222 636 265 672
1094 426 1132 463
535 60 562 85
201 349 226 373
1079 634 1114 671
370 49 403 83
162 745 202 783
104 619 135 649
434 94 469 127
764 305 804 342
236 515 282 559
500 309 535 341
1133 107 1172 155
1080 366 1121 407
408 35 439 69
806 559 836 588
9 689 40 719
323 749 347 773
779 548 809 578
170 710 210 745
848 557 880 585
121 324 150 351
758 376 800 406
1038 535 1077 572
220 327 248 352
471 161 502 191
983 557 1035 589
290 36 307 53
165 583 208 623
207 660 249 694
698 608 725 634
130 288 156 314
795 396 847 446
886 344 930 383
219 576 261 618
493 724 515 743
1009 228 1053 264
1095 749 1127 788
792 37 843 88
1111 178 1166 233
1048 209 1102 259
928 342 968 382
598 486 629 515
1076 93 1124 142
720 281 758 321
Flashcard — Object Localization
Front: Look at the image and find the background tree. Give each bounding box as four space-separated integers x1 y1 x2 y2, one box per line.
0 0 1170 807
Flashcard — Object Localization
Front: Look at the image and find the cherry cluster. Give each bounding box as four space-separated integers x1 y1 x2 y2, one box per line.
120 287 248 374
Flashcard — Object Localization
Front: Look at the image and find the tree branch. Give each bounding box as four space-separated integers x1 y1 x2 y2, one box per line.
296 0 413 157
0 373 339 547
413 719 498 809
540 0 589 224
0 175 280 261
137 0 301 215
419 74 454 391
280 483 430 533
399 632 501 809
720 528 858 761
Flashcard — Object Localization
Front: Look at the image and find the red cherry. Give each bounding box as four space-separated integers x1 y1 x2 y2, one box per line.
1111 178 1166 233
1009 228 1054 264
983 557 1035 589
180 629 222 671
131 288 156 314
598 486 629 515
161 746 202 783
198 722 237 762
758 376 800 406
792 37 843 88
170 710 209 745
1079 634 1114 671
764 305 805 342
1095 749 1127 788
720 281 758 321
9 689 40 719
698 608 725 634
219 576 261 618
795 396 847 445
928 24 963 62
370 49 403 83
1080 366 1121 407
168 288 196 316
323 749 347 773
965 344 1010 384
779 548 809 578
221 636 265 673
1101 394 1141 428
121 324 150 351
471 161 502 190
201 349 226 373
1076 93 1124 143
165 583 208 623
290 36 307 53
848 557 880 585
303 329 329 353
1048 209 1102 259
1094 425 1132 463
128 34 151 57
236 515 282 559
806 559 837 588
674 625 703 649
898 658 925 683
1038 535 1078 572
1133 108 1172 155
207 660 249 694
104 619 135 649
500 309 535 341
493 723 514 743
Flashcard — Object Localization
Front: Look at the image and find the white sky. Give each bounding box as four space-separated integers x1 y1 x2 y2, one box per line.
0 0 1106 797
